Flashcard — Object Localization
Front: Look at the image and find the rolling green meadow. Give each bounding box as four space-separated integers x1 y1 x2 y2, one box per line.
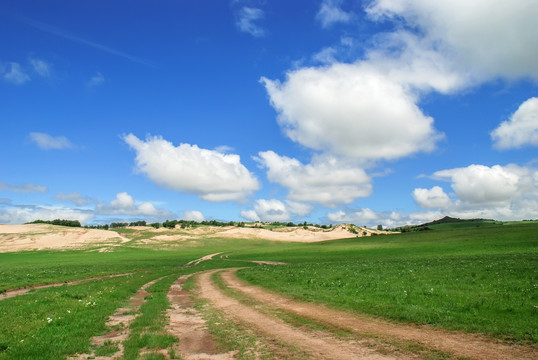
0 220 536 359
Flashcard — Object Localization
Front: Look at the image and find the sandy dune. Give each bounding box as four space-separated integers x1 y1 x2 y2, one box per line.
207 224 386 242
0 224 129 253
0 223 389 253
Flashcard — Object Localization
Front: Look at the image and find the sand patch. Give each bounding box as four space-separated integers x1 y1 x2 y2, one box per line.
207 225 375 242
151 234 193 241
0 224 129 253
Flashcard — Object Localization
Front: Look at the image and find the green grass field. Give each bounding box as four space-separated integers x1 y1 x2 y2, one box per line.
0 220 536 358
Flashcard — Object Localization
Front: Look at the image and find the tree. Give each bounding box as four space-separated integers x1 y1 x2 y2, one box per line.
377 224 383 231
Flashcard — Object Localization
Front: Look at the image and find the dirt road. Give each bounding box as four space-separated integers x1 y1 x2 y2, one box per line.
196 269 408 359
7 259 535 359
215 268 537 360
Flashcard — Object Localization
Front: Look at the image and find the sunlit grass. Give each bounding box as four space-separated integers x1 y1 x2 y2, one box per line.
236 223 538 343
0 220 535 359
0 273 157 359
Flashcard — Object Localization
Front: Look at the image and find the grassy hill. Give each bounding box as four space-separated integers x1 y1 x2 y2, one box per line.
0 219 536 359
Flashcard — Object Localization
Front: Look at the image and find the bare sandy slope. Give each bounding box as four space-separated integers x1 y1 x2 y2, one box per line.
0 223 387 253
208 226 361 242
199 224 387 242
0 224 129 253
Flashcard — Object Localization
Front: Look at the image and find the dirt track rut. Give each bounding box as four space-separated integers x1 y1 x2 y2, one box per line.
167 274 236 359
197 269 406 360
219 268 537 360
71 276 164 360
0 272 137 301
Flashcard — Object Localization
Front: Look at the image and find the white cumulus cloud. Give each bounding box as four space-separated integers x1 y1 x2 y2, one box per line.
261 62 443 161
419 164 538 220
328 208 382 224
262 0 538 167
0 205 94 225
433 165 522 205
123 134 259 202
183 210 205 222
96 192 172 217
241 198 315 222
28 132 75 150
327 208 444 228
491 97 538 149
413 186 451 209
242 199 290 223
286 200 314 217
255 151 372 207
240 209 260 222
366 0 538 81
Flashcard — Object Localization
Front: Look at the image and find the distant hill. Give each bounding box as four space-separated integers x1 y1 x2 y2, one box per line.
396 216 503 232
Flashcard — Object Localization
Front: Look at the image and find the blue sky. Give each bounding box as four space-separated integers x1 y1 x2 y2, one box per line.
1 0 537 227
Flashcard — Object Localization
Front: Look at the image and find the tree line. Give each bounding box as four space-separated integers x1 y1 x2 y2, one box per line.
26 219 347 231
26 219 82 227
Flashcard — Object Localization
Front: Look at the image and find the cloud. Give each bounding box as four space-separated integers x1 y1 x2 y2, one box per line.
2 62 30 84
286 200 314 217
261 66 443 160
0 192 176 225
330 163 538 227
312 47 338 64
240 209 260 222
262 0 538 165
236 7 265 37
241 198 315 223
328 208 387 224
317 0 352 28
0 204 94 225
55 192 90 206
242 199 290 222
412 186 451 209
366 0 538 81
183 210 205 222
491 97 538 149
123 134 259 202
0 181 47 193
214 145 234 153
255 151 371 207
364 32 466 94
87 72 105 87
433 165 522 205
327 208 443 228
28 132 75 150
29 58 51 77
96 192 172 217
419 163 538 220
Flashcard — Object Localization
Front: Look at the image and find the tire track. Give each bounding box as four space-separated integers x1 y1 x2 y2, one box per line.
223 268 537 360
0 272 139 301
196 269 405 360
70 275 165 360
166 273 236 359
183 252 223 267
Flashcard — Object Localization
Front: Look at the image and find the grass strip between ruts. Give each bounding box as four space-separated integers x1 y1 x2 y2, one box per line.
212 270 455 360
0 272 156 359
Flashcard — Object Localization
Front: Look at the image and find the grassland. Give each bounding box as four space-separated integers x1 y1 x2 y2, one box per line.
236 222 538 343
0 220 536 359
